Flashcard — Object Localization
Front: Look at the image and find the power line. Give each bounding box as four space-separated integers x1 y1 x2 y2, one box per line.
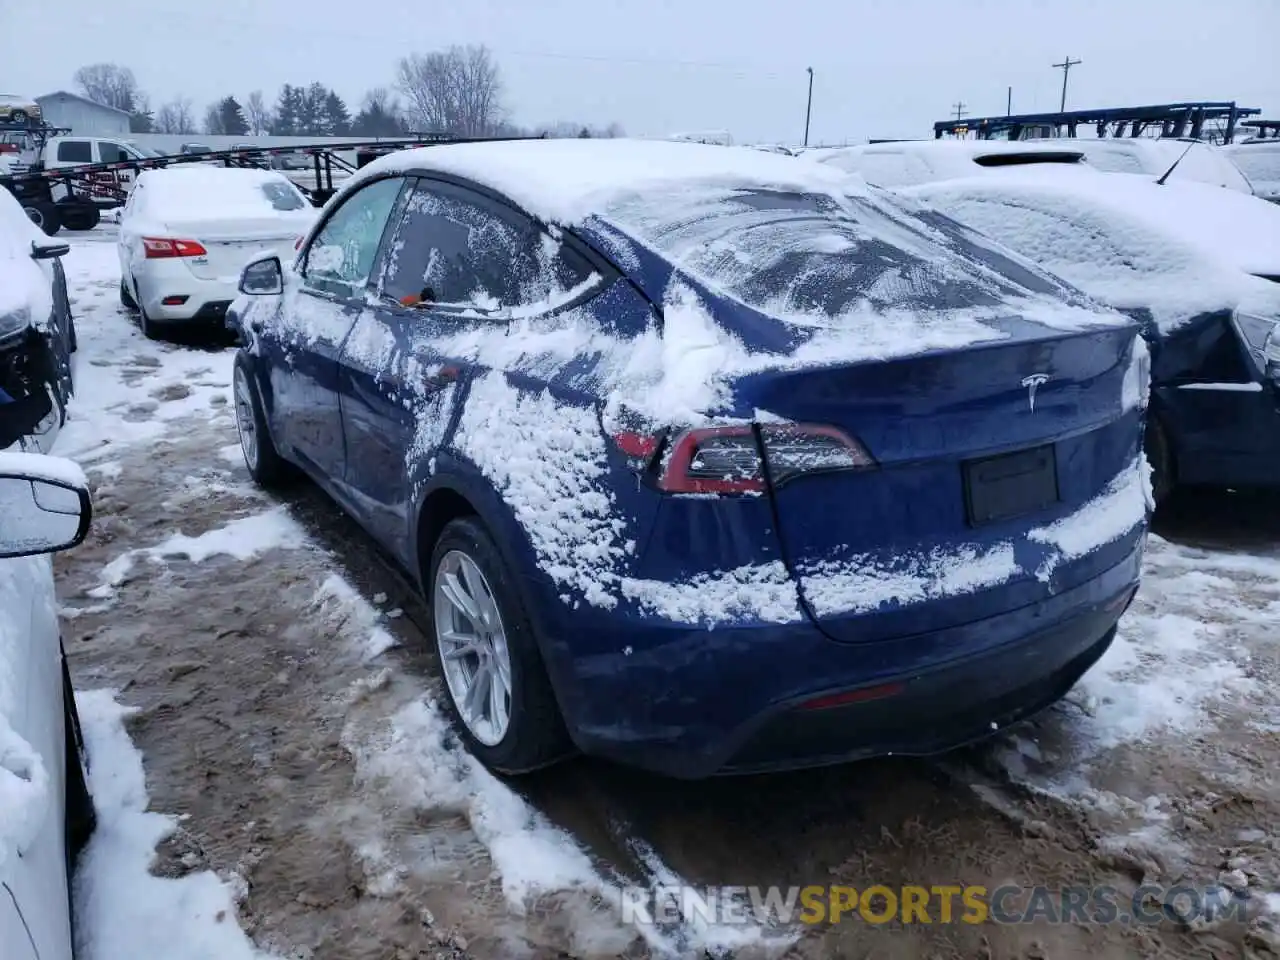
952 101 967 121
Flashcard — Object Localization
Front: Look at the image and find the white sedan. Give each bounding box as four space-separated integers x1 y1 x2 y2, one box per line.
117 167 317 338
0 451 95 960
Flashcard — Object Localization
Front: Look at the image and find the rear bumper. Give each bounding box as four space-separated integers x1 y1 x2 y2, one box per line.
544 540 1143 779
134 265 237 322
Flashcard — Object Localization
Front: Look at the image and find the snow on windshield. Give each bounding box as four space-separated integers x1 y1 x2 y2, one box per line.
1230 147 1280 185
599 182 1084 324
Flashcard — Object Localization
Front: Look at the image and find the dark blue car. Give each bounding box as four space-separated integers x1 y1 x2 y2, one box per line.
226 140 1151 779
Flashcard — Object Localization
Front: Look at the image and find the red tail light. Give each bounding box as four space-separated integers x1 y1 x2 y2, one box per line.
615 423 876 495
142 237 207 259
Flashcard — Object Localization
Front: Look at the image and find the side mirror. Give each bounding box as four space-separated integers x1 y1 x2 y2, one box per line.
239 255 283 295
0 453 92 559
31 241 70 260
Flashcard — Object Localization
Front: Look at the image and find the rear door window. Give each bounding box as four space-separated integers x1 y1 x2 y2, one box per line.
55 140 92 164
375 180 597 314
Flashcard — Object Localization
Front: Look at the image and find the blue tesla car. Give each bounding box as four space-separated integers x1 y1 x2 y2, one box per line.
226 139 1151 779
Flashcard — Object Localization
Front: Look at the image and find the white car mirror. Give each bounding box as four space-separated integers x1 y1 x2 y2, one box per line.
239 256 283 296
0 453 92 559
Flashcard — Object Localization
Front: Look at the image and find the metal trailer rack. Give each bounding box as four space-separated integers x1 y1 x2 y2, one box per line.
1239 120 1280 142
932 101 1261 144
0 127 546 234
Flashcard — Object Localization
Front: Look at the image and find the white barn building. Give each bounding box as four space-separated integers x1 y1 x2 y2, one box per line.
35 91 131 136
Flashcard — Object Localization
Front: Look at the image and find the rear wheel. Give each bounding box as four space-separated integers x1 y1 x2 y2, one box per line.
233 356 292 487
429 517 570 774
10 109 29 125
119 278 137 309
59 202 100 231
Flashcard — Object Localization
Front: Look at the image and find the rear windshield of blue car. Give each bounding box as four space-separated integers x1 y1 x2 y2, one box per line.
601 185 1069 321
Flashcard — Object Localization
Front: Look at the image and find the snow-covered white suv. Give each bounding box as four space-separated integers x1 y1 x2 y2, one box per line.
0 451 95 960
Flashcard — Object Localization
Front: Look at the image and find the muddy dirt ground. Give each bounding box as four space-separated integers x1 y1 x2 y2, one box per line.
52 232 1280 960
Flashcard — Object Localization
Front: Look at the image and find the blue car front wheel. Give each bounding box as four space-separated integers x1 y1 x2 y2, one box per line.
428 516 571 774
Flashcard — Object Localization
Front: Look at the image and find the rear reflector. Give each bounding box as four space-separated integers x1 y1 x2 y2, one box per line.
161 295 189 306
142 237 207 259
799 683 906 711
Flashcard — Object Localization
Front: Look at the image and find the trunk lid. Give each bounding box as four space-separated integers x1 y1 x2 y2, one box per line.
744 323 1144 642
166 216 309 282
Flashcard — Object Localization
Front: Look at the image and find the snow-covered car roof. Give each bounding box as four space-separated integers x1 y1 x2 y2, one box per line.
1021 138 1254 192
904 167 1280 329
808 139 1090 187
131 166 313 221
339 138 870 225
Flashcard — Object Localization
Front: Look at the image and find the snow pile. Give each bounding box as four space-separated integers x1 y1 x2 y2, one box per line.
73 691 271 960
311 573 398 661
347 696 794 957
148 505 307 562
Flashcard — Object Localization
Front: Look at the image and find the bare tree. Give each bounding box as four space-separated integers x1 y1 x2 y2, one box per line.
155 98 196 134
73 63 143 112
396 44 503 136
244 90 273 136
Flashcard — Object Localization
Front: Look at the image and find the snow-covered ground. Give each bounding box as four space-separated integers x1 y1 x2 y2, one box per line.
47 225 1280 959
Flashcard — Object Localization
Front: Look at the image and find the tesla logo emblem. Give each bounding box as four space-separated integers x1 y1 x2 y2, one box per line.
1020 374 1050 412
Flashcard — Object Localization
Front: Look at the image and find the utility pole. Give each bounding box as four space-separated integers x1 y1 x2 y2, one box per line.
1007 86 1012 116
803 67 814 147
952 101 967 122
1051 56 1081 111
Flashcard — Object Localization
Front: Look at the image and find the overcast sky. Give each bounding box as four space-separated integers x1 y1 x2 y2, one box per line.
3 0 1276 144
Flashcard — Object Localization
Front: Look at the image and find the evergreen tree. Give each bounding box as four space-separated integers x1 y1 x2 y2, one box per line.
218 96 249 136
272 84 302 135
323 91 351 136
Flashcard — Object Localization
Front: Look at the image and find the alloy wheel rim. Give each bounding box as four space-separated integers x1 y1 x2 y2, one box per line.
433 550 513 746
233 369 259 469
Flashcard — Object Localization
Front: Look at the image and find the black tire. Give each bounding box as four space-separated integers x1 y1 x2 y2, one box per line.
62 653 96 861
1145 414 1175 507
59 203 100 231
69 315 77 353
232 355 293 487
428 516 571 774
25 201 62 236
119 278 137 310
10 109 28 125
